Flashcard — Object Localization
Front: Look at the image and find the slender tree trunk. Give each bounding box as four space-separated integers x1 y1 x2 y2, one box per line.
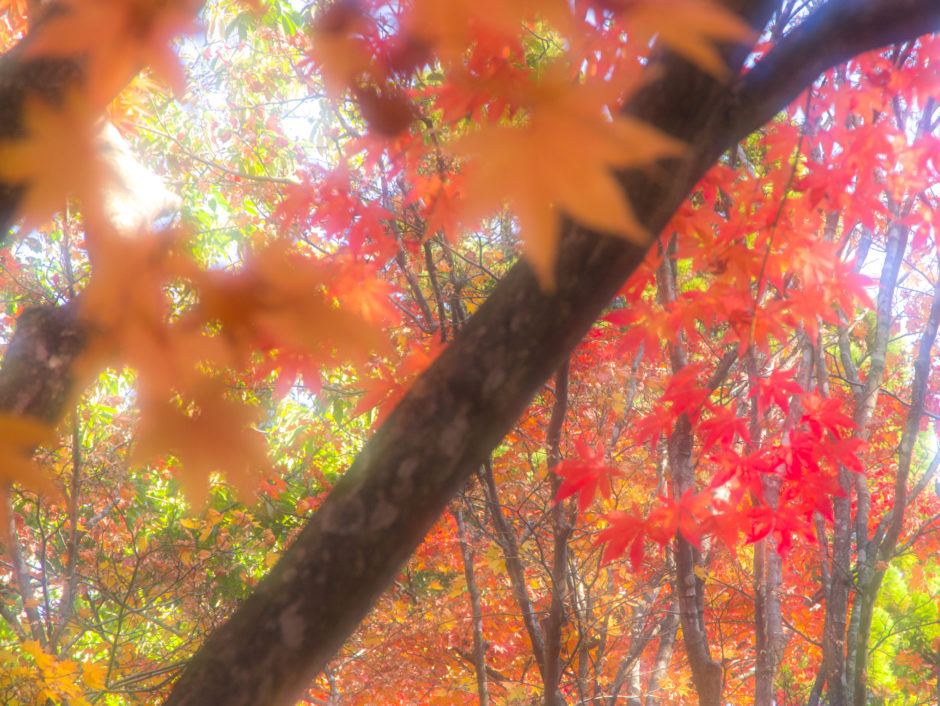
852 265 940 705
571 566 594 704
607 588 660 706
746 347 788 706
477 458 547 680
625 659 642 706
658 236 723 706
645 596 679 706
847 93 939 703
749 349 773 706
822 219 910 705
545 362 571 706
453 503 489 706
817 324 850 706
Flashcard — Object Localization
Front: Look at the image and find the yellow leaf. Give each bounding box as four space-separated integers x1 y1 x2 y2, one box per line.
81 661 107 691
21 638 59 674
483 544 505 575
359 632 383 649
506 685 531 701
447 575 466 599
19 639 43 661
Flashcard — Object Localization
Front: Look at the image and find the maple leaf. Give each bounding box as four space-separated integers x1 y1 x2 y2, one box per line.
614 0 756 79
257 350 324 398
751 368 804 416
744 505 775 543
772 508 816 557
405 0 519 48
675 489 711 549
0 92 101 229
659 361 711 421
410 174 464 244
24 0 199 104
596 510 646 569
333 261 400 325
0 414 57 542
701 497 745 548
697 406 750 451
800 392 856 437
307 0 375 93
78 227 219 401
818 436 866 474
554 440 623 512
829 269 875 314
450 66 683 287
352 340 442 426
133 380 271 508
193 243 385 369
273 178 319 228
402 0 574 67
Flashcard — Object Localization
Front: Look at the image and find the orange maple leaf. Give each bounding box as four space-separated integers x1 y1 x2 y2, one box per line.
308 1 375 93
622 0 756 79
78 227 218 401
0 414 57 542
24 0 199 104
450 67 684 287
133 381 271 508
0 91 101 229
192 243 385 367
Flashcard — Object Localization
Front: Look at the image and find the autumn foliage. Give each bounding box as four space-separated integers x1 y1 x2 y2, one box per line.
0 0 937 704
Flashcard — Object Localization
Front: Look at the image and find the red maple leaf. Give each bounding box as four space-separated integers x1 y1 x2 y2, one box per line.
596 510 646 570
554 440 623 512
751 367 804 416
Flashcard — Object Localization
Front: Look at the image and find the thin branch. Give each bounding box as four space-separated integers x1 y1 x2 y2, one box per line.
132 124 299 187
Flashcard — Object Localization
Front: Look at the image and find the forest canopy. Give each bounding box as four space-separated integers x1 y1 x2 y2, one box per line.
0 0 938 705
